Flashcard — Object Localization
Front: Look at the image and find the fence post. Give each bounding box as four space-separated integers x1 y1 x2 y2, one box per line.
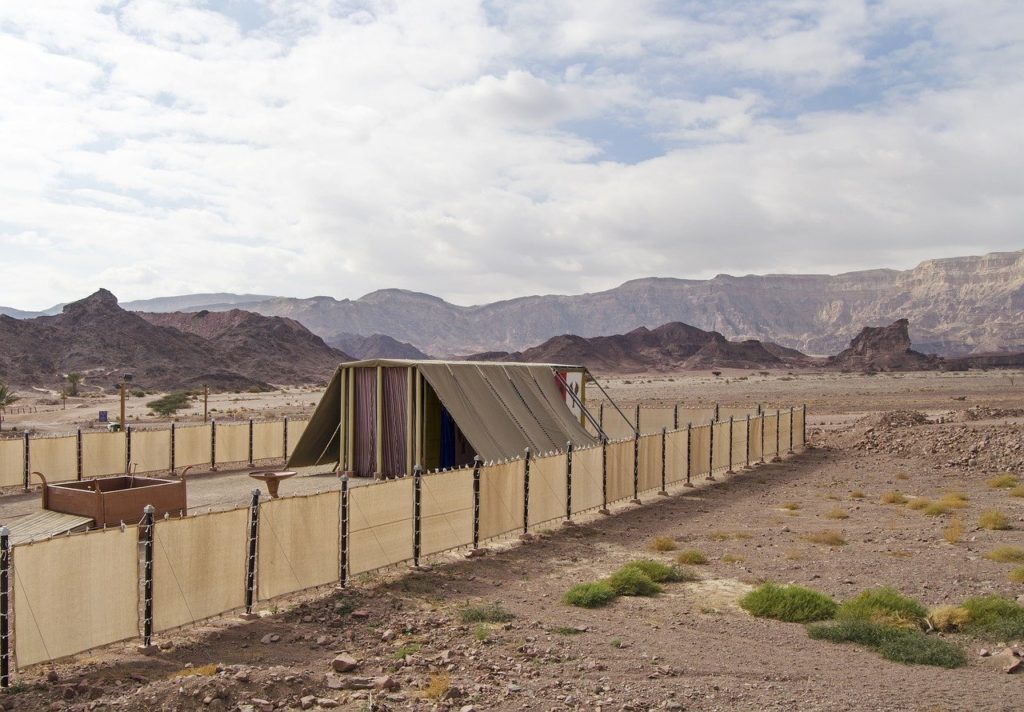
244 489 260 616
727 416 734 474
745 414 751 468
77 428 83 480
565 441 573 520
140 504 155 651
471 456 482 551
634 404 641 435
340 476 349 586
631 426 640 504
685 423 693 487
674 404 679 430
248 419 255 467
658 427 668 496
126 426 132 474
283 416 289 461
775 409 781 461
23 433 29 492
802 404 808 446
170 423 176 474
789 407 795 454
760 413 766 463
522 448 531 535
0 526 10 688
599 439 609 514
210 420 218 471
714 403 720 422
412 465 422 567
598 403 604 432
706 419 715 480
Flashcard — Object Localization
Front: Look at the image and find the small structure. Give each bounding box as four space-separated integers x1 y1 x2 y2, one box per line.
34 471 187 527
288 360 599 477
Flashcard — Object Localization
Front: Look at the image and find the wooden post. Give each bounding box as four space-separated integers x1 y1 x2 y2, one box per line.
346 369 356 471
685 423 693 487
706 419 715 480
412 465 422 567
244 489 260 613
727 416 734 474
0 526 10 688
471 456 482 550
522 448 531 535
76 429 83 480
599 439 609 514
565 441 573 519
789 407 795 454
340 476 349 586
140 505 155 649
658 427 668 495
406 367 415 477
338 370 348 471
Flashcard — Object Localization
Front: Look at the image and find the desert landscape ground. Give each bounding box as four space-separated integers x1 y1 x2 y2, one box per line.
0 369 1021 711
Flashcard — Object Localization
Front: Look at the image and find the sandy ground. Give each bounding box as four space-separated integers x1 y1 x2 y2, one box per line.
1 370 1023 710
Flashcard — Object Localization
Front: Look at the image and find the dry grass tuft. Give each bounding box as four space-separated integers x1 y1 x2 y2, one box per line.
985 546 1024 563
895 472 910 481
881 491 907 505
721 554 745 564
1010 485 1024 498
676 549 708 565
928 605 971 632
825 507 849 520
781 501 801 511
988 473 1020 489
923 501 950 516
648 536 678 552
906 498 931 511
850 490 865 500
802 530 847 546
939 491 969 508
1009 567 1024 584
421 673 451 700
784 549 804 560
167 663 219 679
943 516 965 544
979 510 1012 531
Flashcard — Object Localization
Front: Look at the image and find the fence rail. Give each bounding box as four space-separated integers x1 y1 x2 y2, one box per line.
0 405 807 680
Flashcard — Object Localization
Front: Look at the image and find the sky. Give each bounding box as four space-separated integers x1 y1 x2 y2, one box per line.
2 0 1023 310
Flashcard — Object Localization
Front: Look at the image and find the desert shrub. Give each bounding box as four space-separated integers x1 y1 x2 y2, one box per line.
421 673 451 700
895 472 910 481
458 602 514 623
676 549 708 565
607 567 663 597
147 391 191 417
394 643 422 659
1009 485 1024 498
1009 567 1024 583
939 491 969 508
960 596 1024 640
825 507 849 520
781 502 801 511
985 546 1024 563
563 582 617 608
802 530 846 546
807 620 966 668
988 473 1019 489
620 559 698 583
849 490 865 499
923 501 950 516
927 605 971 632
943 516 965 544
836 588 927 628
648 536 678 552
739 583 837 623
906 498 931 511
881 491 907 504
979 510 1011 530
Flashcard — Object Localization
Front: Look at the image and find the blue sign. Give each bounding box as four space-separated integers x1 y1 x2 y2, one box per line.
98 410 108 423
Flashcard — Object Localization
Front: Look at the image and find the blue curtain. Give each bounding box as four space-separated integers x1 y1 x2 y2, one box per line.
440 407 456 468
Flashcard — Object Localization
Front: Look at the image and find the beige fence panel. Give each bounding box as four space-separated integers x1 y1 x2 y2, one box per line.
82 431 126 477
638 434 661 494
665 430 688 484
528 453 566 527
131 429 171 474
779 409 793 453
154 508 248 632
479 460 524 541
764 413 779 459
712 421 730 472
794 407 806 446
286 419 309 458
349 477 414 574
750 416 764 462
606 439 633 503
719 406 758 420
14 527 139 667
601 412 636 441
678 407 715 426
638 407 674 435
730 417 749 468
30 435 77 483
0 438 24 488
258 491 340 600
174 425 212 469
689 425 710 478
215 422 249 465
421 468 473 556
571 445 604 514
253 421 285 462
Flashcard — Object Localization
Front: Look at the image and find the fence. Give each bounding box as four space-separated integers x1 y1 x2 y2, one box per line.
0 418 312 490
0 405 807 681
589 402 760 441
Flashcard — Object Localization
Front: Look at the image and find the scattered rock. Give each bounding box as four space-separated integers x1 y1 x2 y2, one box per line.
331 653 359 673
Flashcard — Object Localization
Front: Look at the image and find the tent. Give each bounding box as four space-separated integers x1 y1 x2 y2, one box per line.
287 360 597 476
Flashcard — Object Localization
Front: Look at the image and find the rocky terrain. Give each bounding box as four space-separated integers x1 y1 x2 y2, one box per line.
826 319 941 372
327 333 431 360
0 290 348 391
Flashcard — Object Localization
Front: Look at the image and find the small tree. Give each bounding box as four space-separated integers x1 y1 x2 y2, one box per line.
0 382 19 432
66 372 83 396
147 392 191 417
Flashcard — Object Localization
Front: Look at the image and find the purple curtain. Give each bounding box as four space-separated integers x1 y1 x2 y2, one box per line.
382 368 408 477
354 368 376 476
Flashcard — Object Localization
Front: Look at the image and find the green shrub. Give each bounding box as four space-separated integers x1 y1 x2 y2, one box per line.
988 473 1019 489
807 620 966 668
146 391 191 417
676 549 708 565
458 602 514 623
960 595 1024 640
563 582 617 608
606 567 663 597
985 546 1024 563
739 583 838 623
620 559 699 583
836 588 927 628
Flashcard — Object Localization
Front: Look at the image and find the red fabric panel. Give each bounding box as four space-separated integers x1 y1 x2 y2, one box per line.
354 367 377 476
382 368 408 477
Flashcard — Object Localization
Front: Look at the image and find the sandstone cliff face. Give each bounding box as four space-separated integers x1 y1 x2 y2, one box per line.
826 319 941 371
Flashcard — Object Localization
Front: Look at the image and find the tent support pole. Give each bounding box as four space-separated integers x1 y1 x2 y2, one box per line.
406 367 414 477
553 370 607 441
375 366 384 478
584 371 638 437
346 369 355 473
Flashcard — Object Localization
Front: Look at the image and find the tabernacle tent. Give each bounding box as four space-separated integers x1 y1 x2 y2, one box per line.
287 360 597 477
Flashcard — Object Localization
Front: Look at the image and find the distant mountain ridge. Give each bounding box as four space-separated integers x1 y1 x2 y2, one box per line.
327 333 431 360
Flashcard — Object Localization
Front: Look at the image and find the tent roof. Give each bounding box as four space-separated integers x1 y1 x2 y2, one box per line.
328 358 589 370
287 360 597 469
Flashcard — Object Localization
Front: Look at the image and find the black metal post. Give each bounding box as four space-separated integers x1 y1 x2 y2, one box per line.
77 428 83 480
685 423 693 486
23 433 29 492
249 419 255 466
634 404 641 436
789 407 795 453
340 476 349 586
745 414 751 468
631 426 640 503
412 465 422 567
565 441 573 520
707 418 715 480
802 404 808 446
674 404 679 430
727 416 734 474
126 426 132 473
471 456 482 549
598 403 604 432
245 489 260 614
760 412 766 463
283 416 289 460
659 427 667 495
210 420 217 471
600 438 609 513
775 409 781 461
141 504 155 648
522 448 531 534
170 422 176 473
1 525 10 688
714 403 720 422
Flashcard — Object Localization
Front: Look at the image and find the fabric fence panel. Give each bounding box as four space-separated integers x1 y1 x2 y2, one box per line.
14 527 139 667
174 425 212 469
638 407 674 435
665 430 688 484
286 419 309 458
712 421 730 472
764 414 779 458
528 453 566 528
731 417 748 467
131 429 171 474
779 411 793 452
570 445 604 514
252 421 285 462
605 440 633 503
258 491 340 601
30 435 77 483
215 422 249 465
479 460 524 541
0 438 24 488
154 508 248 632
601 413 635 442
689 425 710 478
750 416 763 461
638 434 661 494
82 431 126 477
348 477 414 575
719 406 758 420
421 468 474 556
795 408 806 446
678 407 715 426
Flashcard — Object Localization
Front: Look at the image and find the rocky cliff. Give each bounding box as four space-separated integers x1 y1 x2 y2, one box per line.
826 319 941 371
